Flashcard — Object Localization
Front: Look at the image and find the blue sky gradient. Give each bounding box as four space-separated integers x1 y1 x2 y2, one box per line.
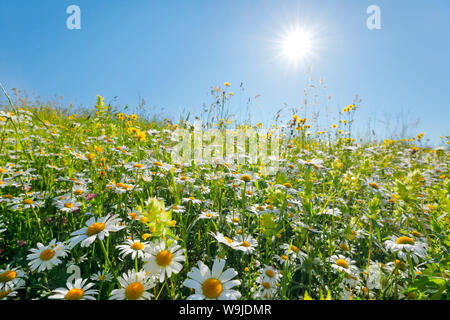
1 0 449 145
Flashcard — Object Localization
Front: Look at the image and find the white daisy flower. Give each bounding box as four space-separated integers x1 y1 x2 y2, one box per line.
9 197 45 211
238 173 255 184
149 159 172 171
385 235 428 263
280 243 308 263
0 178 11 189
298 158 324 170
0 285 22 300
55 198 81 213
258 265 281 285
52 193 72 204
49 278 98 300
116 239 150 260
70 151 88 161
106 181 136 194
68 214 125 248
198 210 219 220
273 254 290 265
143 239 186 282
71 185 90 197
27 239 69 272
234 234 258 254
253 272 279 300
124 162 149 171
57 176 88 185
330 255 359 277
182 196 203 205
183 258 241 300
125 209 145 222
175 174 194 184
0 265 26 291
209 232 240 248
225 212 242 226
0 194 14 204
109 270 156 300
90 270 113 283
169 205 186 214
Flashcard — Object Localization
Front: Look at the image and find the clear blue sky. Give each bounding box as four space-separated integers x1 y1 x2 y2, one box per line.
1 0 449 145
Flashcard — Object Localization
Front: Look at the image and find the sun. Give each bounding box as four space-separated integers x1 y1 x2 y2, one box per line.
272 23 319 69
280 28 313 63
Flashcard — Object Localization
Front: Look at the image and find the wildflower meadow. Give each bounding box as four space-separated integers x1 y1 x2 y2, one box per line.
0 85 448 301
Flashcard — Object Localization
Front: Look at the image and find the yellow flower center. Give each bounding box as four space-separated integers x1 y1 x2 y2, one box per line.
129 212 138 220
65 288 85 300
134 163 144 168
335 259 349 269
280 255 288 261
202 278 223 299
369 182 379 189
155 250 173 267
291 245 299 253
0 270 17 282
86 222 106 236
232 217 239 223
283 182 293 189
411 231 421 238
396 236 415 245
116 183 131 190
130 242 144 251
224 236 233 244
40 249 55 261
23 199 34 205
240 241 250 247
340 243 350 251
153 161 163 167
265 269 275 278
125 282 144 300
395 259 407 271
74 190 83 195
240 174 252 182
0 289 11 299
64 202 74 208
262 282 271 289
